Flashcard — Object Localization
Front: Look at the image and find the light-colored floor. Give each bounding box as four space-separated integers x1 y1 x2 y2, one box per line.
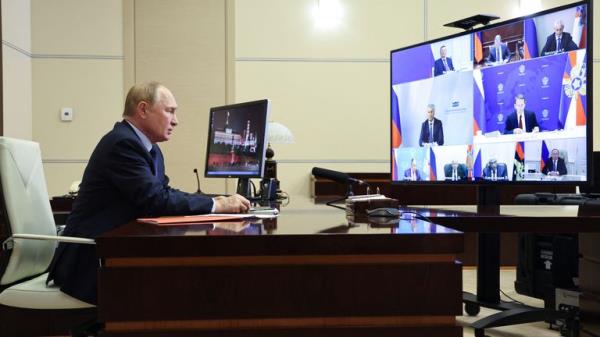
460 267 562 337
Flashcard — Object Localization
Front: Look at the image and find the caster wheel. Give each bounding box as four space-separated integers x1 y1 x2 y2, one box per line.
465 302 480 316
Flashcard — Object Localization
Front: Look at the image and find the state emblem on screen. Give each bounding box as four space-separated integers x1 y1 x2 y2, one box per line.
542 76 549 87
542 109 549 119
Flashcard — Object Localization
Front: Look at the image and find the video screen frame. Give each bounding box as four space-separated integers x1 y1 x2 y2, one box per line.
390 1 592 185
204 99 270 178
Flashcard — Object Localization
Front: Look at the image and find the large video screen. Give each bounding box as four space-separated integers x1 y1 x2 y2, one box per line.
204 99 270 178
391 1 591 184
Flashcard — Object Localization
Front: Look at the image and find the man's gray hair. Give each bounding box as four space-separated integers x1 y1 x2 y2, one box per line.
123 81 164 117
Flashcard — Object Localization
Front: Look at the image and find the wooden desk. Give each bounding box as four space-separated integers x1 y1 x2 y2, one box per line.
96 202 464 337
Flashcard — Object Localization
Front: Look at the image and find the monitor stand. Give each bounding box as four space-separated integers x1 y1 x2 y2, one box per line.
236 178 253 199
463 185 576 337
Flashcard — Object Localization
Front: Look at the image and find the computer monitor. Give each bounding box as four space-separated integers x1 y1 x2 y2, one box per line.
204 99 270 197
390 1 592 189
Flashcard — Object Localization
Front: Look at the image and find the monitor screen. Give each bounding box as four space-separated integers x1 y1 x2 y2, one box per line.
204 99 270 178
390 1 592 185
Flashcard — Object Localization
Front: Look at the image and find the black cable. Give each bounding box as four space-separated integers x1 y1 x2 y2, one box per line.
325 196 346 210
400 211 434 224
499 288 528 305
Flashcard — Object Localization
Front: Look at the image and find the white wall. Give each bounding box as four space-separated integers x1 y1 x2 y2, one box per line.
31 0 124 196
2 0 32 140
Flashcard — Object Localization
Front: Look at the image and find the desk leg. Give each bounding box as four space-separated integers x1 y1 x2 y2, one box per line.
477 232 500 303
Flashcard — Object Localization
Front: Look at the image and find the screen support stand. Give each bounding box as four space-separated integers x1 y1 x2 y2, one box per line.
236 178 253 199
463 185 574 337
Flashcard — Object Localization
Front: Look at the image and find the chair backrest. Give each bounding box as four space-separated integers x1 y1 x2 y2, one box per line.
0 137 56 286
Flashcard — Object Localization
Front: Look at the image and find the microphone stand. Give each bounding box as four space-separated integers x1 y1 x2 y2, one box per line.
193 168 202 194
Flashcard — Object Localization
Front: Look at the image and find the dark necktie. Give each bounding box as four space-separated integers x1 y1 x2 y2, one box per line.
553 160 557 171
518 114 523 130
442 58 449 71
496 48 501 62
557 37 562 52
429 122 433 143
149 146 159 176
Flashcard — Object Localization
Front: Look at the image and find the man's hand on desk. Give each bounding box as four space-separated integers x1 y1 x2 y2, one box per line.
512 126 539 134
214 194 251 213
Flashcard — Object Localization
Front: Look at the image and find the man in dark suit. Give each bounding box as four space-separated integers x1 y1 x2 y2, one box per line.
542 148 568 176
47 82 250 304
444 161 467 181
487 35 511 64
482 159 508 181
403 158 423 181
541 20 578 56
419 104 444 146
433 45 454 76
504 94 540 134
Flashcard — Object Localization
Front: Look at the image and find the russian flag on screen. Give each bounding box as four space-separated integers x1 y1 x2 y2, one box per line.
473 148 482 178
474 32 483 63
540 140 549 172
392 150 398 181
572 6 587 48
523 19 538 59
429 148 437 181
472 69 485 134
391 88 402 148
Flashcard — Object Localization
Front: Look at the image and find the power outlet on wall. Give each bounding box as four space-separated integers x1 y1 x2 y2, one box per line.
60 107 73 122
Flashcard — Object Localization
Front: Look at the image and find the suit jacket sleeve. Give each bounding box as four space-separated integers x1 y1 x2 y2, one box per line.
541 35 553 55
527 111 539 131
419 121 426 146
436 120 444 145
542 159 551 174
433 59 442 76
106 137 213 216
558 158 568 175
504 113 516 134
564 33 578 51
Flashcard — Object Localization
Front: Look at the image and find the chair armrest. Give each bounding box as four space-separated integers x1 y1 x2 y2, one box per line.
2 234 95 251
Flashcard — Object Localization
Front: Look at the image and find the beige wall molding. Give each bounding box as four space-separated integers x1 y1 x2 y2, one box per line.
236 57 388 63
31 53 123 60
278 159 388 164
2 40 31 57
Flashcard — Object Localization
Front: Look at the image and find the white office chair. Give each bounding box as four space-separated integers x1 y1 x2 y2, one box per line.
0 137 97 336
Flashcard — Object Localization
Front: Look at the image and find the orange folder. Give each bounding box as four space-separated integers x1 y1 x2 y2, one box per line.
137 214 254 225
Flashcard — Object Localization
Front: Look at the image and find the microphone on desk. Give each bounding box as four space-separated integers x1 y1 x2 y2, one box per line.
311 167 368 186
193 168 202 193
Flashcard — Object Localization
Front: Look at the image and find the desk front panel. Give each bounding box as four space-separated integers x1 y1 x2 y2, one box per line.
97 210 463 337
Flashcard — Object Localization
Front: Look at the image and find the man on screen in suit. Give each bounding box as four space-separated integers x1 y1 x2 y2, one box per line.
487 35 511 64
433 45 454 76
418 104 444 146
482 158 508 181
444 160 467 181
541 20 578 56
47 82 251 305
403 158 423 181
504 94 540 134
542 148 568 176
